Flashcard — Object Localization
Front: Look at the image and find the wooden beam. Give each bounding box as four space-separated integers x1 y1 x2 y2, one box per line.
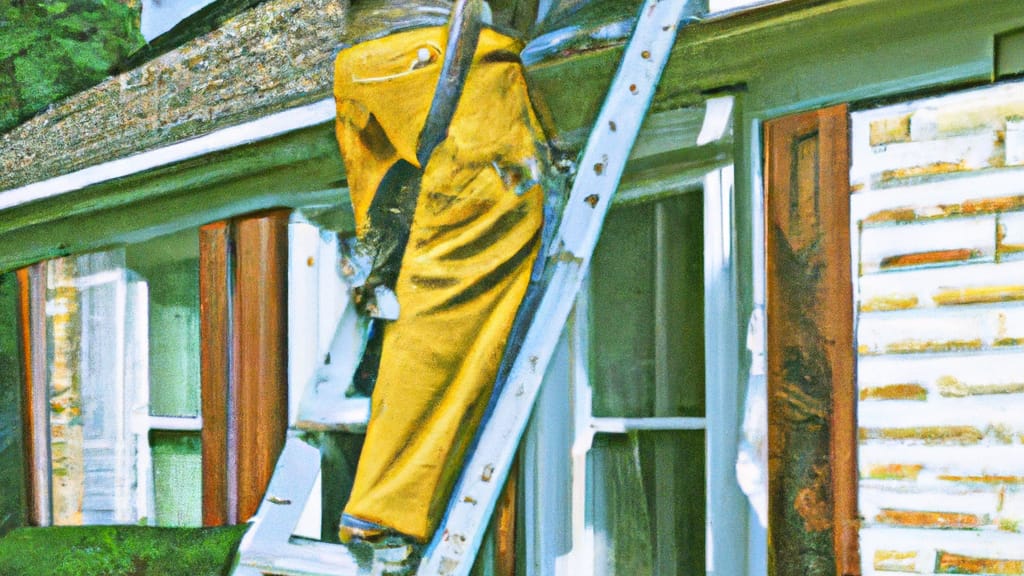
200 221 235 526
233 210 290 522
16 265 51 527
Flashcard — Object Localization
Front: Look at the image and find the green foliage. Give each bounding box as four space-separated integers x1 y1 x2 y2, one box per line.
0 0 144 133
0 273 26 538
0 524 250 576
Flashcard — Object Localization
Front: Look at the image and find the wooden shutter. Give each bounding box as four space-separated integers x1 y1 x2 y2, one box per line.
764 104 859 576
200 222 234 526
201 210 290 525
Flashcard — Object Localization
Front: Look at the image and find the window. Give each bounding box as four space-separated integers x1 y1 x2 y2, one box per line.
519 165 742 576
18 230 202 527
9 210 291 530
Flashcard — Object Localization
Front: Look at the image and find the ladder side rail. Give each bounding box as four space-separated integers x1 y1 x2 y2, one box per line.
234 433 362 575
417 1 695 574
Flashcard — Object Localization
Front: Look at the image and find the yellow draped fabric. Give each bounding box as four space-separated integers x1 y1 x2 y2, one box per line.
333 26 548 541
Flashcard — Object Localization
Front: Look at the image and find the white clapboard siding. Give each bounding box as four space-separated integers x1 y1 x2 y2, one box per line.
852 80 1024 575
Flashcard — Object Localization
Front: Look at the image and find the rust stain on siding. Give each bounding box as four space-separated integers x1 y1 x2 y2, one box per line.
860 383 928 401
880 249 980 270
860 294 920 312
864 463 923 480
933 285 1024 306
859 426 985 445
875 509 984 530
937 375 1024 397
873 549 918 572
995 337 1024 348
935 551 1024 574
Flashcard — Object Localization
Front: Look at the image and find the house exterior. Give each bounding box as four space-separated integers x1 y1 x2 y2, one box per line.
1 1 1024 574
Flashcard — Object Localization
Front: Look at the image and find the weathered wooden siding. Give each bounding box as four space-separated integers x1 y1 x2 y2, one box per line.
851 81 1024 575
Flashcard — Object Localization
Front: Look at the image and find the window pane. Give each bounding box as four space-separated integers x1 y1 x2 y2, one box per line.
0 272 25 535
589 431 705 576
150 431 202 527
590 201 657 417
126 231 201 418
589 192 705 418
47 251 134 525
660 193 705 418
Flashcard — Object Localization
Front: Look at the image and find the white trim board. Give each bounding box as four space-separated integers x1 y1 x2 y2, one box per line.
0 98 337 212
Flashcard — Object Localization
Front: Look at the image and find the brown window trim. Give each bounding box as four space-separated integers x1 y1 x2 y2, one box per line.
17 264 51 527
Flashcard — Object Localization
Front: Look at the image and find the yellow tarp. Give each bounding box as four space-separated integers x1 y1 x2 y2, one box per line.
333 26 549 541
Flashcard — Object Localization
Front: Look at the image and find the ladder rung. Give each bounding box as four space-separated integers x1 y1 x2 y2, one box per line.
294 396 370 433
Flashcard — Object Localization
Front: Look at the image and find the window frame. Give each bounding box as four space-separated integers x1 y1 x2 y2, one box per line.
12 209 291 529
518 163 746 576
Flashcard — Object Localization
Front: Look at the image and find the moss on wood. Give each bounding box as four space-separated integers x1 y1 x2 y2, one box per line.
0 524 249 576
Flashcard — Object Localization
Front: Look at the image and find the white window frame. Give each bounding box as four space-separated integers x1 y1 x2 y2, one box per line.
521 165 748 576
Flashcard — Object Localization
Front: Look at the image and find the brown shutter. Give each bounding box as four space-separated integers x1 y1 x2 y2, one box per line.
233 210 290 522
764 104 859 576
200 222 234 526
201 210 290 525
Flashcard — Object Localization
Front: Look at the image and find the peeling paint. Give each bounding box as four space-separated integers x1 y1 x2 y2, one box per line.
880 248 980 270
865 464 923 481
933 285 1024 306
858 426 986 445
937 375 1024 397
860 383 928 401
875 509 984 530
935 551 1024 575
860 294 920 312
873 549 918 572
